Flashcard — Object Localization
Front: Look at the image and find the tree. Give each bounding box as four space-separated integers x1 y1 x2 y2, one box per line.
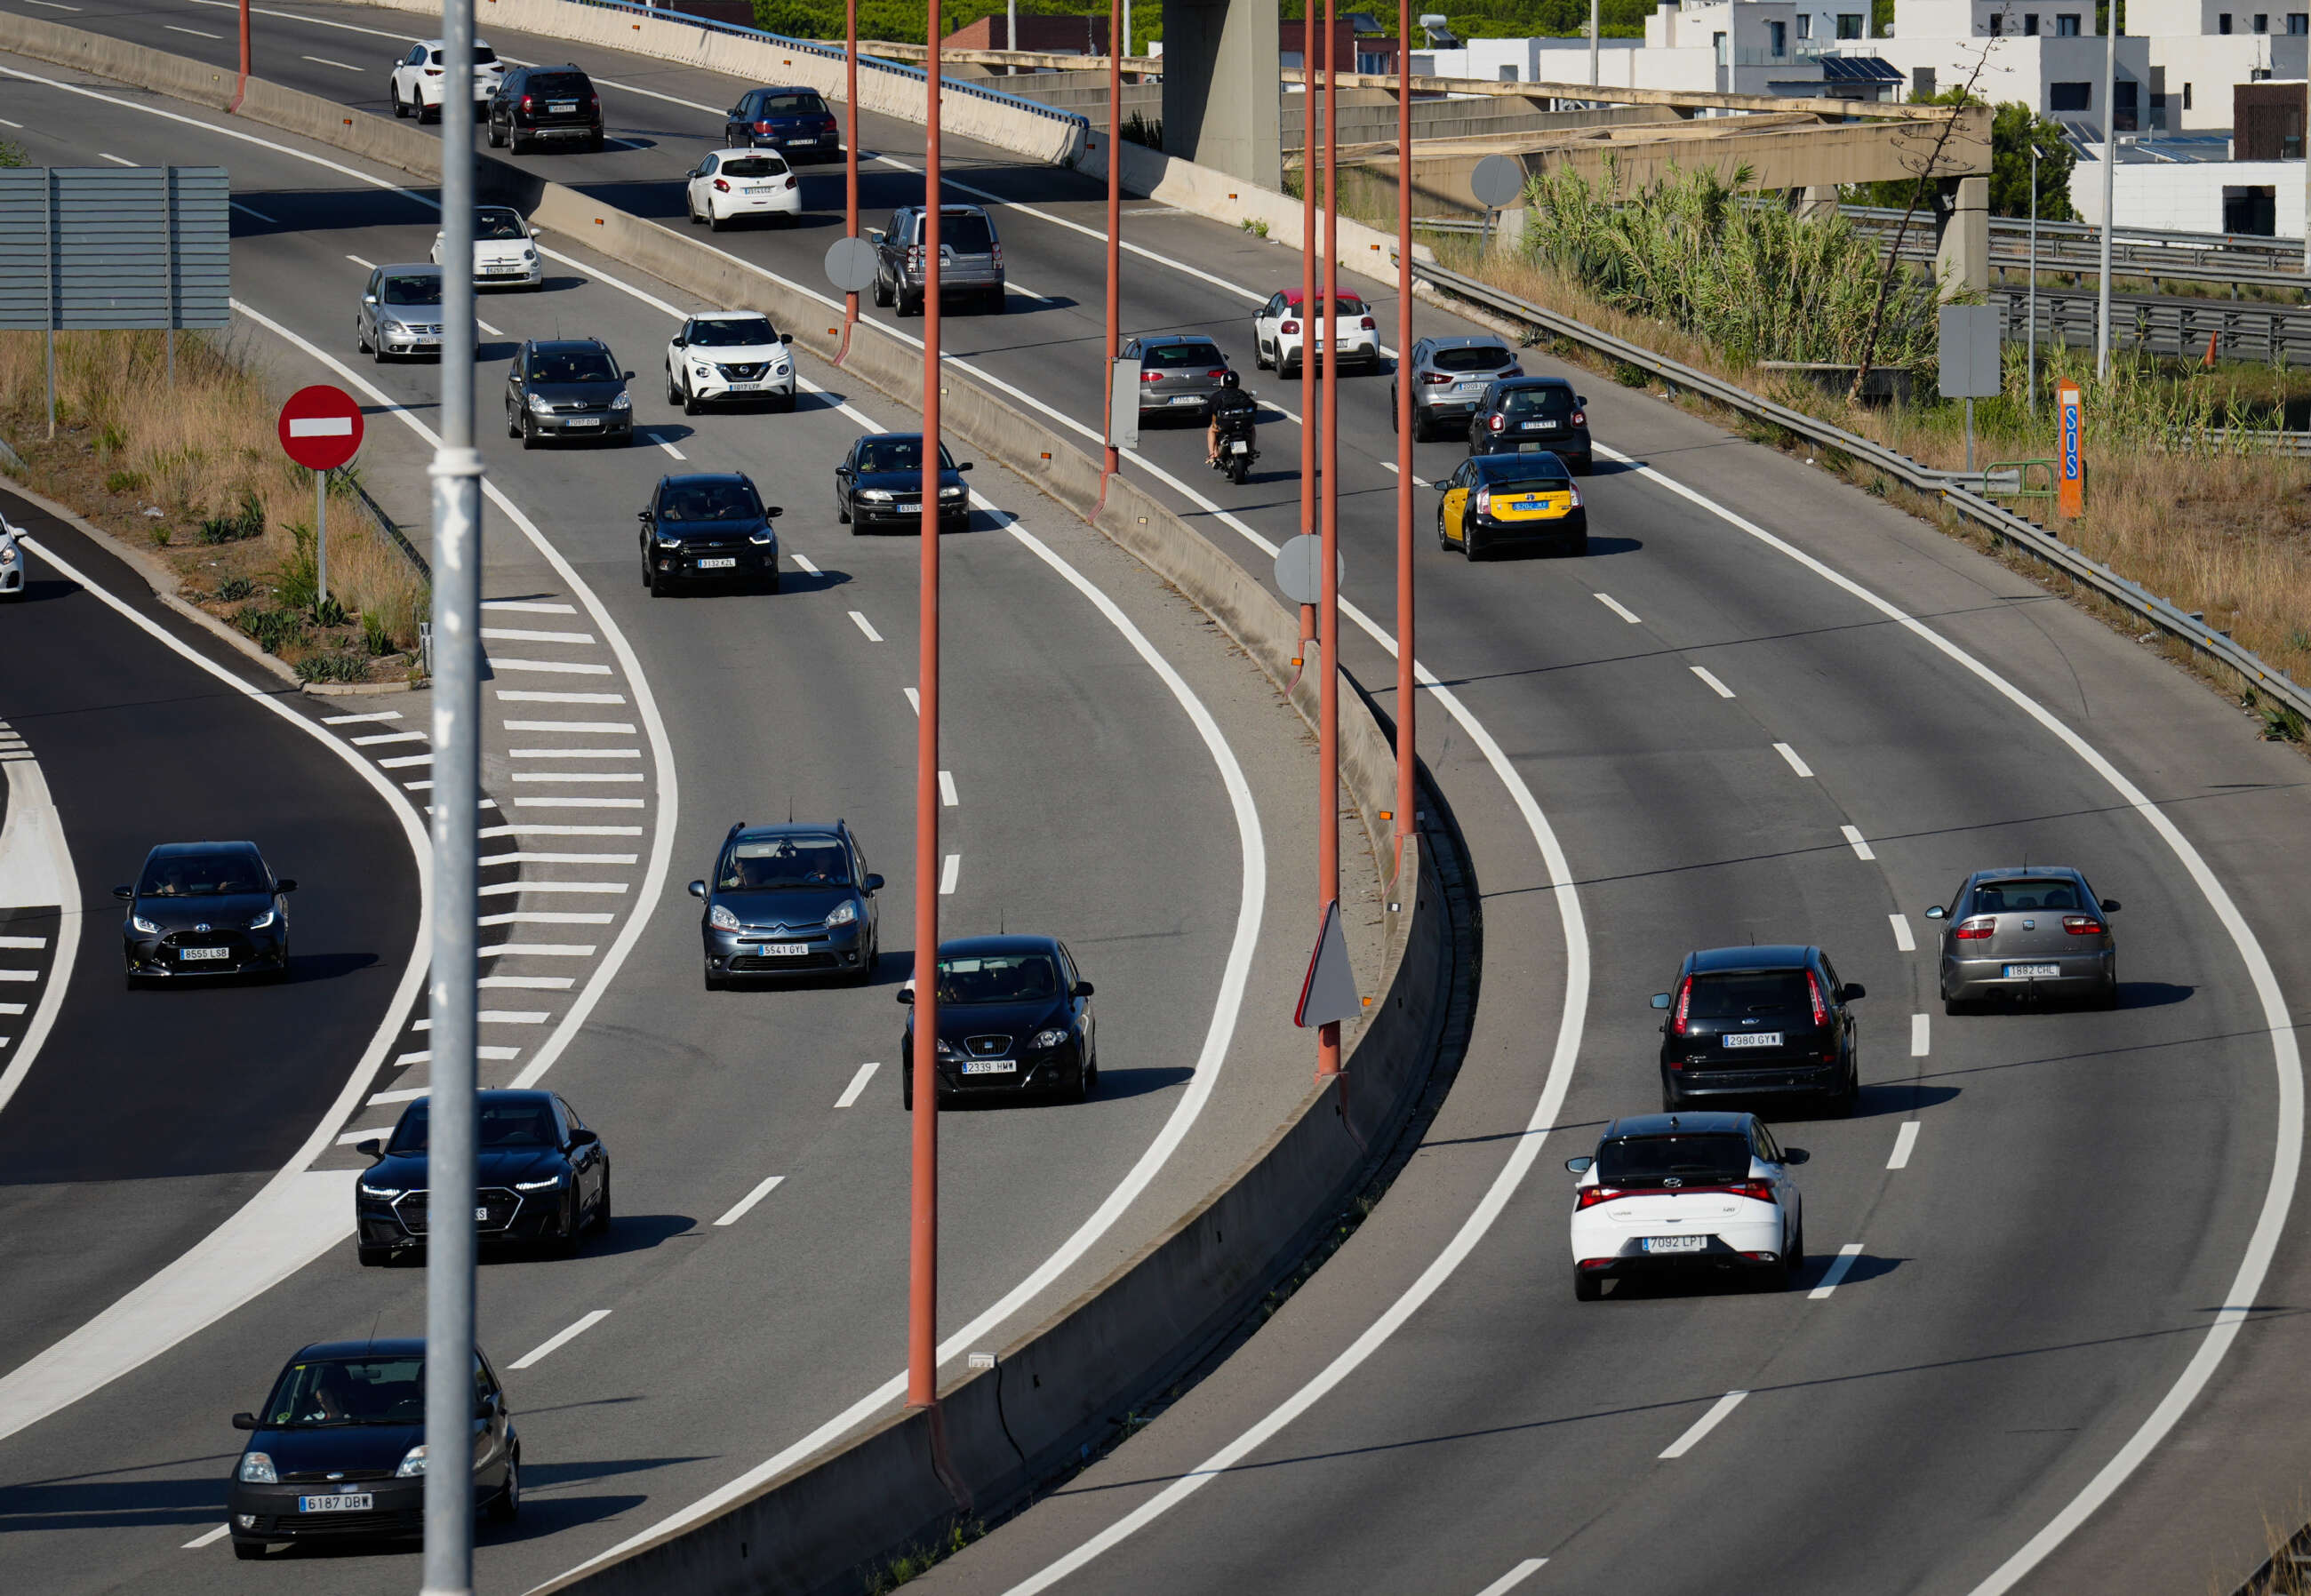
1987 101 2076 220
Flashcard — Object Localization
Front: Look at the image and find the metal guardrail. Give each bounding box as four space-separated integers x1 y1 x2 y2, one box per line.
1410 257 2311 725
2002 283 2311 365
1843 201 2306 260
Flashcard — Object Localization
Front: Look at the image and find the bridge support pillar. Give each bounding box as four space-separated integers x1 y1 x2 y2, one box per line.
1793 183 1839 218
1934 174 1989 300
1162 0 1281 190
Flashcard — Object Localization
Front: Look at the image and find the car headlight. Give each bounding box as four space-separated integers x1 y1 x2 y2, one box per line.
655 534 684 551
521 247 537 262
692 363 713 378
131 914 161 936
395 1445 428 1478
246 909 276 931
708 903 740 930
934 1037 957 1059
940 485 964 499
823 898 857 928
610 392 632 411
1029 1028 1070 1050
238 1452 277 1484
526 392 553 413
514 1173 565 1191
358 1182 404 1199
748 530 776 547
860 489 894 502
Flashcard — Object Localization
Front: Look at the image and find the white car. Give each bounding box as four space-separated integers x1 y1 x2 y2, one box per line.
388 37 504 122
1565 1112 1805 1301
665 311 797 413
0 515 24 599
430 204 542 289
684 149 801 232
1251 288 1380 377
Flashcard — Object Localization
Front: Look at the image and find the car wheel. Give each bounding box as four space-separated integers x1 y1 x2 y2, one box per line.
762 571 781 595
1786 1218 1805 1275
1827 1065 1859 1118
1254 343 1269 371
900 292 922 318
487 118 505 148
508 129 526 156
683 381 701 417
232 1540 267 1561
1570 533 1589 557
507 404 522 440
1752 1256 1792 1292
1573 1271 1602 1303
373 335 389 365
391 85 407 118
552 1197 581 1257
358 1244 390 1267
836 493 852 526
685 193 701 225
588 1171 612 1233
488 1456 521 1523
874 273 893 308
901 1065 914 1111
587 131 605 153
1463 531 1483 562
667 369 682 404
707 201 725 232
1435 510 1451 552
520 413 538 451
648 562 668 597
1659 1078 1683 1114
356 321 370 355
1389 397 1398 434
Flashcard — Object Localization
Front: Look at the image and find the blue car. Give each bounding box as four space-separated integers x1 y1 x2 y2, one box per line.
724 84 841 163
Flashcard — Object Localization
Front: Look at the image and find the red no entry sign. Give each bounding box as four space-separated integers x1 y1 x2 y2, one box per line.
276 385 365 472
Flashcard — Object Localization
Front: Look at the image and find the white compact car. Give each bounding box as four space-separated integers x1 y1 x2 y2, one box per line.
429 205 543 289
1566 1112 1806 1300
665 311 797 413
1251 289 1380 377
684 149 802 232
388 37 504 122
0 515 24 599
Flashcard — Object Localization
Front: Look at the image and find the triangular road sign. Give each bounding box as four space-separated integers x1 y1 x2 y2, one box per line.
1294 899 1359 1029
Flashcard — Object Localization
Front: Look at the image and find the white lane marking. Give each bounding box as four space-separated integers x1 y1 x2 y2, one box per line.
481 975 575 990
715 1174 786 1227
1772 742 1813 779
0 118 19 128
181 1524 229 1550
0 1005 24 1016
790 554 819 574
480 943 597 958
367 1088 426 1105
513 797 644 809
378 754 431 770
325 709 402 725
484 600 579 614
1911 1012 1931 1057
1809 1243 1866 1300
1690 665 1735 698
164 25 220 38
939 853 960 895
21 3 81 11
509 748 639 760
98 152 137 166
489 658 616 675
833 1061 879 1108
0 970 37 983
228 200 276 224
484 825 642 837
484 852 637 866
0 936 39 949
345 253 375 270
386 1047 521 1066
504 720 635 734
1659 1390 1749 1458
414 1012 551 1028
1593 592 1641 624
352 730 426 746
1841 825 1875 860
0 762 75 1127
497 690 625 704
475 316 503 337
1890 914 1915 952
652 435 686 459
904 687 920 714
939 770 958 808
1890 1121 1922 1169
508 1310 611 1370
335 1127 395 1145
509 772 645 784
480 911 614 927
480 625 596 645
302 55 364 72
848 610 883 642
403 779 435 792
1473 1560 1549 1596
478 881 628 896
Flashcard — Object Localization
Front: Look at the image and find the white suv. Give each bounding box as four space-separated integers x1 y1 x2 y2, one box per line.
665 311 796 413
1566 1112 1806 1300
1251 289 1380 377
388 38 504 122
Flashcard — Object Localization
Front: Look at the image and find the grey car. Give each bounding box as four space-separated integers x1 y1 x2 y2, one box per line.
355 263 445 363
1123 333 1234 420
1927 866 2120 1013
872 203 1004 315
505 338 634 449
1392 335 1521 440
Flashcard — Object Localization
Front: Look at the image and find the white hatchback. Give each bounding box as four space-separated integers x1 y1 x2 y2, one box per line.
684 149 802 232
1251 289 1381 377
429 205 542 289
1566 1112 1806 1300
388 37 503 122
665 311 796 413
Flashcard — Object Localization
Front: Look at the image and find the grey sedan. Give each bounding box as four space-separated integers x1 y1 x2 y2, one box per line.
1927 866 2120 1012
1392 335 1521 440
1123 333 1234 420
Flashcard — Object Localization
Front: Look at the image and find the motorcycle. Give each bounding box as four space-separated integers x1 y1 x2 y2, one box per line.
1208 407 1259 485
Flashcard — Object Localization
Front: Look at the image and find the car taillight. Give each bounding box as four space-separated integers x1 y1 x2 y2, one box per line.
1487 413 1505 431
1475 488 1491 514
1205 369 1227 379
1140 370 1163 382
712 178 730 192
588 93 600 109
424 67 444 76
519 94 533 112
1954 916 1995 940
1281 319 1300 335
908 246 923 267
785 174 797 189
2062 915 2105 935
991 243 1004 267
1574 1185 1621 1210
1807 972 1828 1027
756 119 774 132
1731 1179 1776 1204
1571 410 1587 426
1360 315 1376 331
1671 977 1692 1036
1419 371 1451 385
1567 486 1582 507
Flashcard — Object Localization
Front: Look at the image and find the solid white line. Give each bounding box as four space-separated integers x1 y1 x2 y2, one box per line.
228 200 276 224
940 853 960 895
1594 592 1641 624
1772 742 1813 778
181 1524 230 1550
1810 1243 1867 1300
508 1310 610 1370
1841 825 1875 860
1473 1560 1549 1596
344 253 375 270
483 600 579 614
1690 665 1735 698
1911 1012 1930 1057
833 1061 879 1108
1659 1390 1749 1457
504 720 634 734
939 770 958 808
481 626 596 645
790 554 819 574
1889 913 1915 952
498 690 625 704
849 610 884 642
0 970 36 982
715 1174 786 1226
302 54 364 72
325 710 402 725
98 152 136 166
1889 1120 1922 1169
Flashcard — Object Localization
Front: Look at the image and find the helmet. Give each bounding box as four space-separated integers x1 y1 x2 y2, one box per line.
1221 370 1241 389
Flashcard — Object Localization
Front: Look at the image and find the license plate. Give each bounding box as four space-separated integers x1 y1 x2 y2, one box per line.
1642 1235 1707 1254
564 417 601 428
727 381 759 391
752 942 807 957
961 1059 1017 1075
180 946 229 961
1520 421 1557 431
1723 1032 1783 1049
1170 394 1204 405
2005 963 2061 978
747 186 775 196
690 556 735 570
485 265 521 275
897 503 920 515
1230 440 1250 454
548 100 578 112
299 1493 373 1513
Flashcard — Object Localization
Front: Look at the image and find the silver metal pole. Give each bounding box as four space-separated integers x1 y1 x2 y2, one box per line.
2096 0 2117 378
2027 140 2038 418
1589 0 1599 87
1965 395 1975 474
1006 0 1016 62
315 468 329 618
44 327 55 440
419 0 483 1584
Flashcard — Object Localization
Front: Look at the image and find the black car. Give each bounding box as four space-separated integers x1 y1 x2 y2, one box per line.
724 84 842 162
506 337 633 449
834 433 972 533
1653 945 1863 1115
638 473 783 596
1469 376 1591 472
116 841 294 985
1433 450 1587 559
690 821 883 987
897 935 1097 1107
353 1089 610 1265
227 1338 517 1560
486 62 604 153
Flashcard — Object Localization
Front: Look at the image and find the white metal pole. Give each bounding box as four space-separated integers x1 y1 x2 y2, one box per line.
1006 0 1016 63
2096 0 2117 378
1590 0 1599 87
2027 140 2039 418
1123 0 1132 60
315 468 328 617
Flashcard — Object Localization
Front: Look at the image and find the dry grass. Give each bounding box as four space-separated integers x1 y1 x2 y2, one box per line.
0 328 428 681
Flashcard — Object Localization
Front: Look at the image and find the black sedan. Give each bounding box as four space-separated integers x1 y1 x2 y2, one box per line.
1468 375 1591 472
897 934 1097 1107
638 472 783 595
690 819 883 987
116 841 294 985
1653 945 1864 1116
834 432 972 533
353 1089 610 1265
227 1337 518 1560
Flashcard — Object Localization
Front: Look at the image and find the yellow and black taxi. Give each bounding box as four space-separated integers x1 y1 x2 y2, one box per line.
1433 451 1587 560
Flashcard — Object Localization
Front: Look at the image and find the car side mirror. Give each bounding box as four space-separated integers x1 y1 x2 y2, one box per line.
1783 1146 1811 1165
476 1396 497 1418
863 873 884 893
1840 983 1866 1001
687 880 706 898
780 332 795 344
868 228 884 242
622 371 636 381
356 1138 384 1160
232 1412 258 1431
1923 906 1947 920
1578 395 1588 405
275 879 297 894
957 462 974 472
765 507 784 519
113 885 134 900
1072 980 1095 998
640 510 655 523
1564 1155 1593 1175
363 294 378 305
835 464 852 476
567 1126 598 1147
670 336 686 348
895 987 914 1005
1650 993 1671 1009
2100 898 2121 913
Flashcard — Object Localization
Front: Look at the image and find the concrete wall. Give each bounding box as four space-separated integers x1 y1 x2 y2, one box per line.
2152 34 2307 126
2069 153 2309 231
1162 0 1283 188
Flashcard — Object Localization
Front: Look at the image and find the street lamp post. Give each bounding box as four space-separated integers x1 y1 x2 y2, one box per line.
1395 0 1415 868
1103 0 1121 487
1317 0 1341 1082
844 0 860 349
2096 0 2117 378
2027 138 2039 418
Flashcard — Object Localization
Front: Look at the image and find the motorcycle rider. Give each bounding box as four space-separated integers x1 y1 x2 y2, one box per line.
1205 369 1258 467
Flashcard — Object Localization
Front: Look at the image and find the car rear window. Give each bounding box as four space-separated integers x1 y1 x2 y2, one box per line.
721 156 789 178
1485 469 1570 493
1434 345 1513 372
762 92 828 115
1970 878 2083 912
1143 342 1225 370
1501 386 1573 418
1685 970 1811 1018
1596 1133 1753 1187
431 44 498 65
913 212 996 252
528 72 589 97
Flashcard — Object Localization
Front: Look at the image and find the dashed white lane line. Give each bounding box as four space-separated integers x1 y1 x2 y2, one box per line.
1473 1560 1549 1596
324 710 402 725
481 626 596 645
414 1012 550 1028
1911 1012 1931 1057
379 754 431 770
511 772 646 785
475 316 503 338
1659 1390 1748 1457
484 851 637 866
20 3 80 12
1594 593 1641 624
508 1309 611 1370
345 253 374 270
514 797 645 810
1890 914 1915 952
97 152 136 166
940 853 960 895
336 1127 396 1145
1810 1243 1867 1300
479 943 598 958
164 24 220 37
790 554 819 575
0 1004 26 1017
1772 742 1813 779
483 600 579 615
833 1061 879 1109
301 54 364 71
481 911 615 927
849 610 884 643
904 687 920 714
652 434 686 459
715 1174 786 1227
0 970 40 984
479 881 628 897
938 770 958 808
368 1087 426 1105
0 937 45 951
510 748 640 760
504 720 635 734
1890 1121 1922 1169
484 825 641 838
497 690 624 705
1690 665 1735 698
181 1525 229 1550
1841 825 1875 861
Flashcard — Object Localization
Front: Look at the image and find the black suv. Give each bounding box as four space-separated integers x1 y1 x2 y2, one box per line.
1469 375 1591 472
506 338 632 449
689 821 883 987
487 63 604 154
724 84 841 162
638 473 782 595
871 204 1004 315
1652 945 1863 1115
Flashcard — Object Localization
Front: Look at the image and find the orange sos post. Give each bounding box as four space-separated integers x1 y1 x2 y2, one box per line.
2057 379 2084 519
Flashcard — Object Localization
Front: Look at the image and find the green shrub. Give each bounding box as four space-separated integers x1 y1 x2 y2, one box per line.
361 610 396 656
295 650 368 683
238 607 306 654
213 575 258 602
198 491 266 544
104 468 146 494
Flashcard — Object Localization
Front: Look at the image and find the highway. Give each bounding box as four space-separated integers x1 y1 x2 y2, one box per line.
5 4 2311 1593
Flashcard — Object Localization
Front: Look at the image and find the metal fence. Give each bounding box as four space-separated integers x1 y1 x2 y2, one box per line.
0 166 229 330
2002 283 2311 364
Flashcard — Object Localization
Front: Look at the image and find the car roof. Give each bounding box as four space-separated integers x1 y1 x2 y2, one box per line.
145 840 261 858
725 821 848 847
292 1337 430 1361
710 146 788 158
397 1089 553 1111
659 471 754 490
1687 945 1816 972
749 83 823 94
420 36 493 46
379 262 441 275
1279 288 1366 305
688 310 775 323
1603 1111 1755 1139
938 933 1063 958
1133 332 1215 347
1969 866 2084 882
1470 451 1569 477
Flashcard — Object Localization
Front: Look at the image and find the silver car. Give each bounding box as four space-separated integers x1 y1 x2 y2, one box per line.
355 263 445 363
1392 335 1521 441
871 203 1004 316
1927 866 2120 1012
1122 333 1234 420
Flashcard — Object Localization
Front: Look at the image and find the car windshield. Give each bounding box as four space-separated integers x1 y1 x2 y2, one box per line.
475 208 525 240
1434 345 1513 372
660 480 763 522
1142 343 1224 370
691 316 777 347
1596 1133 1754 1187
719 834 851 890
1501 387 1573 418
762 92 827 114
1685 970 1811 1017
1971 879 2082 912
261 1356 426 1429
386 1098 559 1154
138 851 268 898
720 156 788 178
914 212 996 252
936 953 1060 1005
380 274 441 307
528 349 616 383
856 438 955 474
529 72 588 96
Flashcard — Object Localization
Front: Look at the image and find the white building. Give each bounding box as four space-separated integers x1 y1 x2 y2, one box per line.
1411 36 1644 84
2069 154 2306 229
